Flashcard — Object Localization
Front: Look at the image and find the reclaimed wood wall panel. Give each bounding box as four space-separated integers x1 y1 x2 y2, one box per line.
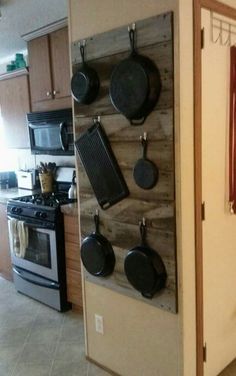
71 13 172 63
73 12 177 313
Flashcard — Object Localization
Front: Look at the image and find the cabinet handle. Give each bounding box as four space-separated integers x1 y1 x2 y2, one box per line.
53 90 60 96
46 91 52 97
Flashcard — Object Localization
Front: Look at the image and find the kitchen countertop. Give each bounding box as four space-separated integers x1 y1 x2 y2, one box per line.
0 187 39 205
61 202 78 216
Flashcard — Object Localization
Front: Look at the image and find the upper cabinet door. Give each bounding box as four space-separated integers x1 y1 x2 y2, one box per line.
28 35 53 103
50 27 71 99
0 73 30 149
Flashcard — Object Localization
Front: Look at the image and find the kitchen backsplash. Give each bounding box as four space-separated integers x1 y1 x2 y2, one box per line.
5 148 75 172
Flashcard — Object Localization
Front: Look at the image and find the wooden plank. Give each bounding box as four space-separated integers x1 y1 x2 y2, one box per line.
74 109 173 143
201 0 236 19
84 243 176 312
76 158 174 202
71 12 173 63
79 195 175 231
73 41 173 117
80 216 175 259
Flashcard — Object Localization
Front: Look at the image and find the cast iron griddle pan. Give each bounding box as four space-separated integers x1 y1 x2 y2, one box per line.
75 118 129 209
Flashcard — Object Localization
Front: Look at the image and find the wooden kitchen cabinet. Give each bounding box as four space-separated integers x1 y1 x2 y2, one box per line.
28 27 71 112
0 69 30 148
0 203 12 281
64 213 83 311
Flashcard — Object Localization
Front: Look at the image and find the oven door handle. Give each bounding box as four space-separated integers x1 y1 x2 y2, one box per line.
13 266 59 290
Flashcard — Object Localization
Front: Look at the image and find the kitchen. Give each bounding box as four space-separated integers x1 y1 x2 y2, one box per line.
1 1 236 376
0 0 92 375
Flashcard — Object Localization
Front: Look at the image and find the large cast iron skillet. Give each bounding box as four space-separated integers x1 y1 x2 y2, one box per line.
124 220 166 298
109 27 162 125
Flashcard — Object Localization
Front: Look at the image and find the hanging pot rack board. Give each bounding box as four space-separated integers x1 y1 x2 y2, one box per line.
73 12 177 313
210 11 236 46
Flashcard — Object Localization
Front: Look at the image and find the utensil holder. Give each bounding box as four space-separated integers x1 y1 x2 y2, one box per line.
39 172 53 193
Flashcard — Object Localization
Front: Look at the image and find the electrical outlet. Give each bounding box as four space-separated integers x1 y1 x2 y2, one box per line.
95 314 104 334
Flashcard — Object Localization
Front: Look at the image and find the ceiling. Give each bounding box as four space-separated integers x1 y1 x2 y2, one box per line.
0 0 67 64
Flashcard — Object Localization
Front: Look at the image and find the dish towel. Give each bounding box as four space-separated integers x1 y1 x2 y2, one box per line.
8 218 28 258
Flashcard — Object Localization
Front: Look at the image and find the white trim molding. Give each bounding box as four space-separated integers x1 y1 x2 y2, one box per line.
21 17 68 41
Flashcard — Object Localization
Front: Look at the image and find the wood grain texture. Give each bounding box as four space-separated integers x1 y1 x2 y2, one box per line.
74 12 177 313
50 27 71 99
0 204 12 281
75 109 174 142
64 214 83 308
0 73 30 148
71 12 172 63
28 35 53 103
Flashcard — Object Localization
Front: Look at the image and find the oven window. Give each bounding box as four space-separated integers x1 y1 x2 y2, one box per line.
33 126 61 150
24 228 51 268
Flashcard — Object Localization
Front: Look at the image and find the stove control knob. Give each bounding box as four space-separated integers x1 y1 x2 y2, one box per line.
35 211 41 218
11 207 22 214
40 212 47 219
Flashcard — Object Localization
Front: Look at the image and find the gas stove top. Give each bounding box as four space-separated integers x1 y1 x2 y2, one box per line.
7 192 76 222
14 192 72 208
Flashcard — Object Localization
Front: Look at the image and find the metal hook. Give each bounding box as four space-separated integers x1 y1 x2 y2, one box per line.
78 39 86 47
93 115 101 124
127 23 136 32
222 22 231 46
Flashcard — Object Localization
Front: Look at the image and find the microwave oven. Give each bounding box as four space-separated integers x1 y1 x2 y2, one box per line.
27 108 74 155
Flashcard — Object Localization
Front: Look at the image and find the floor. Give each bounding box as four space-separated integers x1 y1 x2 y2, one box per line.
0 277 109 376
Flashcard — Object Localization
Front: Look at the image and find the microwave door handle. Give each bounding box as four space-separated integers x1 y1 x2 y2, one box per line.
59 122 67 151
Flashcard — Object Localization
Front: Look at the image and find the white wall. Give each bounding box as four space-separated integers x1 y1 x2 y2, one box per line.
201 7 236 376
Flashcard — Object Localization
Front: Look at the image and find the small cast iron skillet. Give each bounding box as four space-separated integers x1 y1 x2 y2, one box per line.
81 213 115 277
124 220 166 299
109 26 162 125
133 133 159 190
71 43 100 105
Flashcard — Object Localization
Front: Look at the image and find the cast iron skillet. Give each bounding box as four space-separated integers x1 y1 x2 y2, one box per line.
109 26 162 125
124 220 166 299
81 213 115 277
133 133 159 189
71 42 100 105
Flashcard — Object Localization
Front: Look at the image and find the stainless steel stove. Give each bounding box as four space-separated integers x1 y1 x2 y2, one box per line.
7 190 76 311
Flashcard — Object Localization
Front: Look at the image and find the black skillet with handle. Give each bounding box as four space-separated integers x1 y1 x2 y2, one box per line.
71 41 100 105
133 132 159 189
81 212 115 277
124 219 166 299
109 24 162 125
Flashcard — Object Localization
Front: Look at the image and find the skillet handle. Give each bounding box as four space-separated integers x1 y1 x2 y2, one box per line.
94 212 100 233
141 291 153 299
130 117 146 126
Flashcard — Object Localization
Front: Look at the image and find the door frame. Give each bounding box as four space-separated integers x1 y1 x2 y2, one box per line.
193 0 236 375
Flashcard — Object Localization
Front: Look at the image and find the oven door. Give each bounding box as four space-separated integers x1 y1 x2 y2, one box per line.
8 218 58 282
